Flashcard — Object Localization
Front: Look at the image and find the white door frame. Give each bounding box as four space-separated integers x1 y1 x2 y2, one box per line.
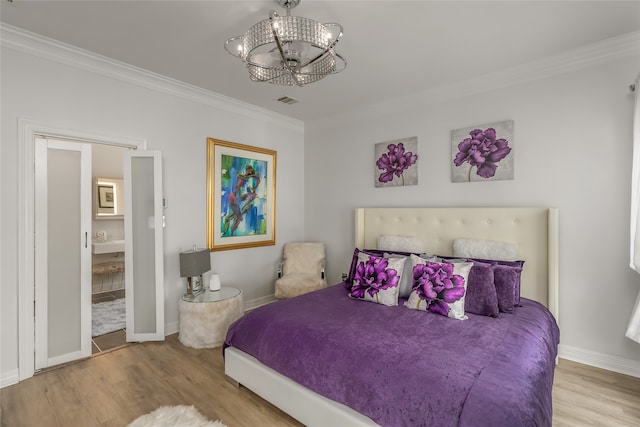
18 119 146 380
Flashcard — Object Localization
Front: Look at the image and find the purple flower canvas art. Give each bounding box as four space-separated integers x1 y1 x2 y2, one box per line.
375 137 418 187
451 120 514 182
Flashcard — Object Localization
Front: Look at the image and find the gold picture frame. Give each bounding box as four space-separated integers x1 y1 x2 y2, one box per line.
206 138 277 251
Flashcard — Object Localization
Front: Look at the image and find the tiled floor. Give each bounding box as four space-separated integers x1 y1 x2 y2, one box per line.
92 329 127 354
92 289 128 354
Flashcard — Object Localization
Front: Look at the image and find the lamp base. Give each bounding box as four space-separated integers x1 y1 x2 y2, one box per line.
185 275 206 297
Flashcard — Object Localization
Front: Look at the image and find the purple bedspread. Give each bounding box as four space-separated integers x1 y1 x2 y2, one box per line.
224 284 559 427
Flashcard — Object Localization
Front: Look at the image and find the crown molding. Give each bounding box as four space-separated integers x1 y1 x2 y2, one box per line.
309 30 640 130
0 24 304 131
3 23 638 131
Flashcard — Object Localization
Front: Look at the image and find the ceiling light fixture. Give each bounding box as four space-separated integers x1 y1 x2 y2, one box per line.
224 0 346 87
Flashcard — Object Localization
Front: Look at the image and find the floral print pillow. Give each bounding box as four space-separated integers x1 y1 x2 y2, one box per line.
349 252 406 306
404 254 473 320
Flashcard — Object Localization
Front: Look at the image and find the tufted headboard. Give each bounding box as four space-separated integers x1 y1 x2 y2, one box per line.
355 207 559 321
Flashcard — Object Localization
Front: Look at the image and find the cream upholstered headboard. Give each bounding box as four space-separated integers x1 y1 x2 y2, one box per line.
355 207 559 321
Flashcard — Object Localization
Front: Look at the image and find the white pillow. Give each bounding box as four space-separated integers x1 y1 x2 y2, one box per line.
452 238 518 261
377 235 426 253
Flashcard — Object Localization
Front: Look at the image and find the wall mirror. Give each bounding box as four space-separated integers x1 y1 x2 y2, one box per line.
95 177 124 219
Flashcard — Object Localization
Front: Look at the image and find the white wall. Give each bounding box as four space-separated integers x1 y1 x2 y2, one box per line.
304 56 640 374
1 34 305 384
2 25 638 386
92 144 127 241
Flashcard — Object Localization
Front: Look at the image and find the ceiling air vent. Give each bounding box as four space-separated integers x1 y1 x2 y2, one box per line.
277 96 299 105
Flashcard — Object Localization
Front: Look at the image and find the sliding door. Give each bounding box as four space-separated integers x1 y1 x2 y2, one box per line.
34 138 92 369
124 150 165 341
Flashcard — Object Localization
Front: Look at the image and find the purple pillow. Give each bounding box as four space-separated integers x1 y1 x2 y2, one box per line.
468 257 525 306
493 264 523 313
464 261 499 317
437 256 499 317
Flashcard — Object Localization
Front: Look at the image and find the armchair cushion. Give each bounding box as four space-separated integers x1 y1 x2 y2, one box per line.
275 274 327 299
282 242 325 276
275 242 327 299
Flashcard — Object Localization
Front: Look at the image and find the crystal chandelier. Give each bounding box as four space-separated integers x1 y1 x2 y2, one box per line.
224 0 346 87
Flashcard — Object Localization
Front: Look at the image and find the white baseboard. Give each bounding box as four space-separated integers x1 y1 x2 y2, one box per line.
1 369 20 389
165 320 179 336
558 344 640 378
244 294 277 311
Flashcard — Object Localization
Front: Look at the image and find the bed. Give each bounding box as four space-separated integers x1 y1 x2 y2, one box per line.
224 207 560 426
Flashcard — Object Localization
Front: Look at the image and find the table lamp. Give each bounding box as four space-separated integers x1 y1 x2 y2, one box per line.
179 246 210 297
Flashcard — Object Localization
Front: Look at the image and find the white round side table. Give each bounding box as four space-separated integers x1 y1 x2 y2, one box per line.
178 287 243 349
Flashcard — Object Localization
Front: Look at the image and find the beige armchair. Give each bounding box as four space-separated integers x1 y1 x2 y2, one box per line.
274 242 327 299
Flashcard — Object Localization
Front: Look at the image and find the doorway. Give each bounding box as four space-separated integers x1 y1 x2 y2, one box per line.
90 144 130 354
19 120 165 380
34 137 132 368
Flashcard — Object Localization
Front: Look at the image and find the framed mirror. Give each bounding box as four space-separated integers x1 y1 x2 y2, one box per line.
95 177 124 219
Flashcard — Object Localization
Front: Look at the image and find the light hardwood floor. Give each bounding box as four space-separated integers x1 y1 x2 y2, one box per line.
552 356 640 426
1 334 638 426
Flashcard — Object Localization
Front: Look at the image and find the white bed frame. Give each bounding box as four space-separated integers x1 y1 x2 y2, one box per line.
225 207 559 427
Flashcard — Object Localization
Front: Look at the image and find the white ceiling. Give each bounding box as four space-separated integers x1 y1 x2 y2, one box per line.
2 1 640 123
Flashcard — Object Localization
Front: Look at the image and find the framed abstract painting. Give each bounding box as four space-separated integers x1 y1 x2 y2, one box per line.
206 138 276 251
451 120 514 183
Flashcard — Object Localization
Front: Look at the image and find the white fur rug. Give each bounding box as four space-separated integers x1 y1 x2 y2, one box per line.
128 405 226 427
